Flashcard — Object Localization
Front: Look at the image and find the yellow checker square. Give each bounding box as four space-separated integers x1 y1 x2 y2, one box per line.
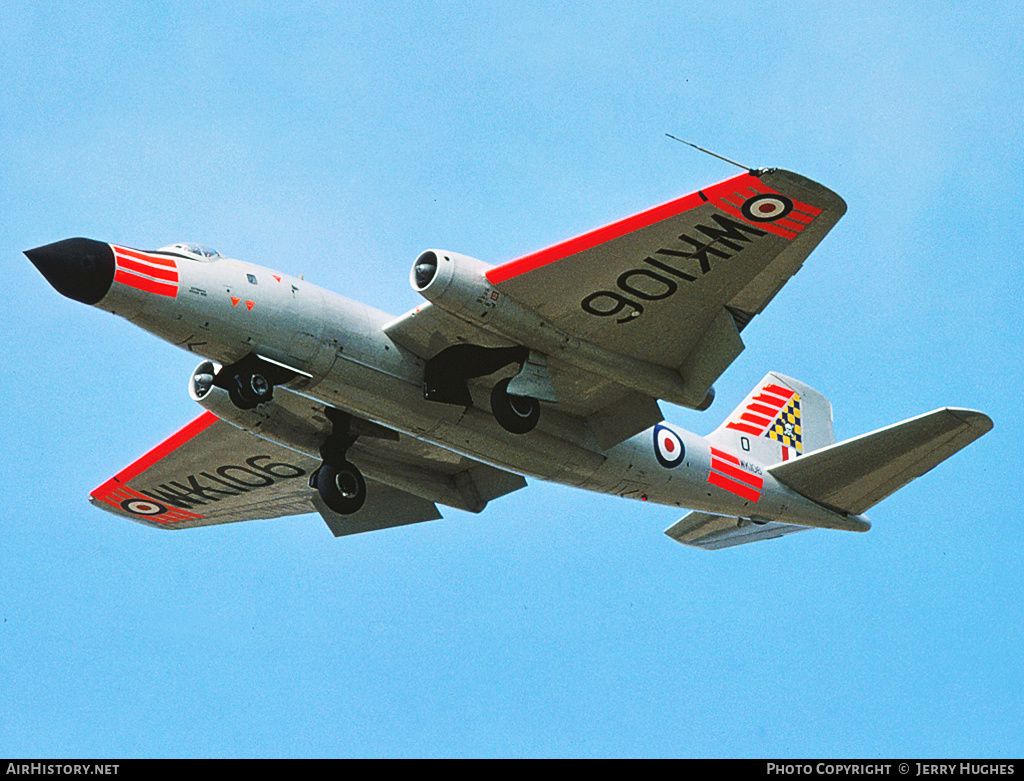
766 395 803 453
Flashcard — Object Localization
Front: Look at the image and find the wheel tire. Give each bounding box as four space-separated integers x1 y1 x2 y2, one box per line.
247 372 273 403
230 371 273 409
490 377 540 434
228 383 257 410
316 460 367 515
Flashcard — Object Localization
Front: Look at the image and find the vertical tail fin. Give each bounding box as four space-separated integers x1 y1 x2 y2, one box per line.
707 372 834 466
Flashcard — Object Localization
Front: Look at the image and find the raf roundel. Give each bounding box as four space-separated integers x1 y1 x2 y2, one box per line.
741 193 794 223
653 423 685 468
120 498 168 516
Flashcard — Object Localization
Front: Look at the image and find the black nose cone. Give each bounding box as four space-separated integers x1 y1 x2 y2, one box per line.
25 238 115 305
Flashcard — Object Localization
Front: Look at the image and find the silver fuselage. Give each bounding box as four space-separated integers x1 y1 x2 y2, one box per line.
89 248 863 532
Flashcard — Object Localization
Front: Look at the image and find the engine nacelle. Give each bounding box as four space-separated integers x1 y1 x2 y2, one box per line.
410 249 496 321
189 359 224 405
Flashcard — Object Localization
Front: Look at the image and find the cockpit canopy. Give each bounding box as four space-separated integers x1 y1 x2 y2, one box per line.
158 242 222 261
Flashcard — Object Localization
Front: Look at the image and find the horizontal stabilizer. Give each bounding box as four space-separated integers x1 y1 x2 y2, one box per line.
768 408 993 515
665 511 808 550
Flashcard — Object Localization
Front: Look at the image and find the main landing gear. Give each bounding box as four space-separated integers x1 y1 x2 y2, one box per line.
310 409 367 515
422 344 543 436
490 377 540 435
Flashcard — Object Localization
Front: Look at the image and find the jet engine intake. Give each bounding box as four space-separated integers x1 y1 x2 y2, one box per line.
410 249 495 316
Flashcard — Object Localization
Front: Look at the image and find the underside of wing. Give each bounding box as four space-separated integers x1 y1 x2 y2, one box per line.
487 169 846 373
90 384 527 535
89 411 322 528
385 169 845 448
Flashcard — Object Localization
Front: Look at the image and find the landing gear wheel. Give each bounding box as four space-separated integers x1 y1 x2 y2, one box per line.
490 377 540 434
229 371 273 410
315 460 367 515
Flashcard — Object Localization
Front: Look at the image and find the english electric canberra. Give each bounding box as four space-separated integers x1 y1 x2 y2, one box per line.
26 169 992 549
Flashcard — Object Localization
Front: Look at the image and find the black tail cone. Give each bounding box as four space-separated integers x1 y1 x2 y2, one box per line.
24 238 116 305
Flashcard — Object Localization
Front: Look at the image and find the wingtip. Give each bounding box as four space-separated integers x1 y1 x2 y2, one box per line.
945 408 994 434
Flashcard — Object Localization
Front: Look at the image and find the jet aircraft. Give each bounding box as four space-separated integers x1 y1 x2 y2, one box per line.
25 168 992 549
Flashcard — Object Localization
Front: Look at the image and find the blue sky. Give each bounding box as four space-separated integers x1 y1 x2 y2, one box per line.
2 0 1021 758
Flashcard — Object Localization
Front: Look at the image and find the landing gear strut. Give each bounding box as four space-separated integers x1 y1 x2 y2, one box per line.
310 409 367 515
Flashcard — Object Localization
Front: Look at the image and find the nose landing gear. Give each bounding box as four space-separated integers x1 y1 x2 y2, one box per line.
212 353 303 411
229 369 274 410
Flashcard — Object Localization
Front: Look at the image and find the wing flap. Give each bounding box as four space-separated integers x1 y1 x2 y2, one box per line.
768 408 994 515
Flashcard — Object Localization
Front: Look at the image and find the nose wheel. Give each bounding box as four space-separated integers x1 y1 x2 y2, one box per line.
215 353 301 411
228 370 274 410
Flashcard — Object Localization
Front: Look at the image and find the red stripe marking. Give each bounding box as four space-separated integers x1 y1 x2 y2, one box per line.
726 421 762 436
759 222 798 240
116 256 179 282
711 459 764 490
485 171 761 285
740 412 772 427
747 402 781 418
712 446 737 464
713 201 800 240
763 383 795 398
785 210 815 225
114 270 178 297
794 199 822 217
113 246 178 267
93 484 204 524
91 412 220 500
775 217 808 233
707 471 761 503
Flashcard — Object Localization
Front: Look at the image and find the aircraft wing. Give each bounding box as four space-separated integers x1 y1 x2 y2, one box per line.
89 387 527 537
386 169 845 442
